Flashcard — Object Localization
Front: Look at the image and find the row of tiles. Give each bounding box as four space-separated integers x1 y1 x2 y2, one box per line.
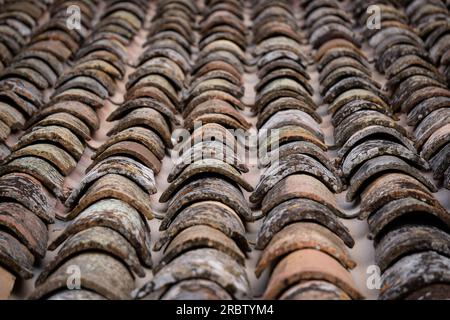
302 0 450 299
